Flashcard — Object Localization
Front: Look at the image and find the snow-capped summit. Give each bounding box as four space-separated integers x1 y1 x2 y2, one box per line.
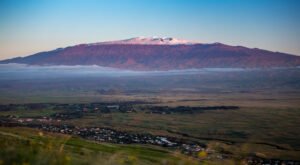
90 37 199 45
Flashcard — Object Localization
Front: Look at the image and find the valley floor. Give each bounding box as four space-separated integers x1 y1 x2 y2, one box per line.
0 68 300 164
1 100 300 165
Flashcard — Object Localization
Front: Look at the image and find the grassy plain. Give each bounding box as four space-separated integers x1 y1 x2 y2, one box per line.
1 69 300 164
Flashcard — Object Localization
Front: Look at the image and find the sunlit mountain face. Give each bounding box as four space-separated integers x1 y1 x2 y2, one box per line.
1 37 300 70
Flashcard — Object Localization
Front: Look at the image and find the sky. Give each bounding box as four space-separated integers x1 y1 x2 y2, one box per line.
0 0 300 60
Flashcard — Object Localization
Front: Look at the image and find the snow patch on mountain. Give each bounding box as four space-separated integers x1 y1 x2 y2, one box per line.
88 37 199 46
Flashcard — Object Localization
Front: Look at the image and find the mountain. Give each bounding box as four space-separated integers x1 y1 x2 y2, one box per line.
1 37 300 70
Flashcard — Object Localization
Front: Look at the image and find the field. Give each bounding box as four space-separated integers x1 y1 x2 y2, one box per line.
0 67 300 164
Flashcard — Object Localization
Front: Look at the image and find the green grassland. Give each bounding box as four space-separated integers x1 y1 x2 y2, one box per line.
0 127 203 165
65 106 300 160
1 101 300 163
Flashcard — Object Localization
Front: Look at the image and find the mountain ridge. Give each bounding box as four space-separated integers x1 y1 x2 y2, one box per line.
1 37 300 70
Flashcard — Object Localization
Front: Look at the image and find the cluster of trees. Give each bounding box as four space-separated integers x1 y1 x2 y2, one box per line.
143 106 239 114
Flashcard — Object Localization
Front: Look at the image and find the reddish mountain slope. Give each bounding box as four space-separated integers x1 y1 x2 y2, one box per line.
1 37 300 70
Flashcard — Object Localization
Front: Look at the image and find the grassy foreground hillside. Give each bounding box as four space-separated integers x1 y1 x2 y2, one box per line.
0 127 205 165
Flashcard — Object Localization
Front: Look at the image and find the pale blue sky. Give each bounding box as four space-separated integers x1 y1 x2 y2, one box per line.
0 0 299 60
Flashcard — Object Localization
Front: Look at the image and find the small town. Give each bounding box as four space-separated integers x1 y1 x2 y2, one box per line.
1 114 300 165
0 115 207 156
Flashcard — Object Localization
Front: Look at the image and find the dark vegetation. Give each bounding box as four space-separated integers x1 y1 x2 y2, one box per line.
0 103 239 116
142 105 239 114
